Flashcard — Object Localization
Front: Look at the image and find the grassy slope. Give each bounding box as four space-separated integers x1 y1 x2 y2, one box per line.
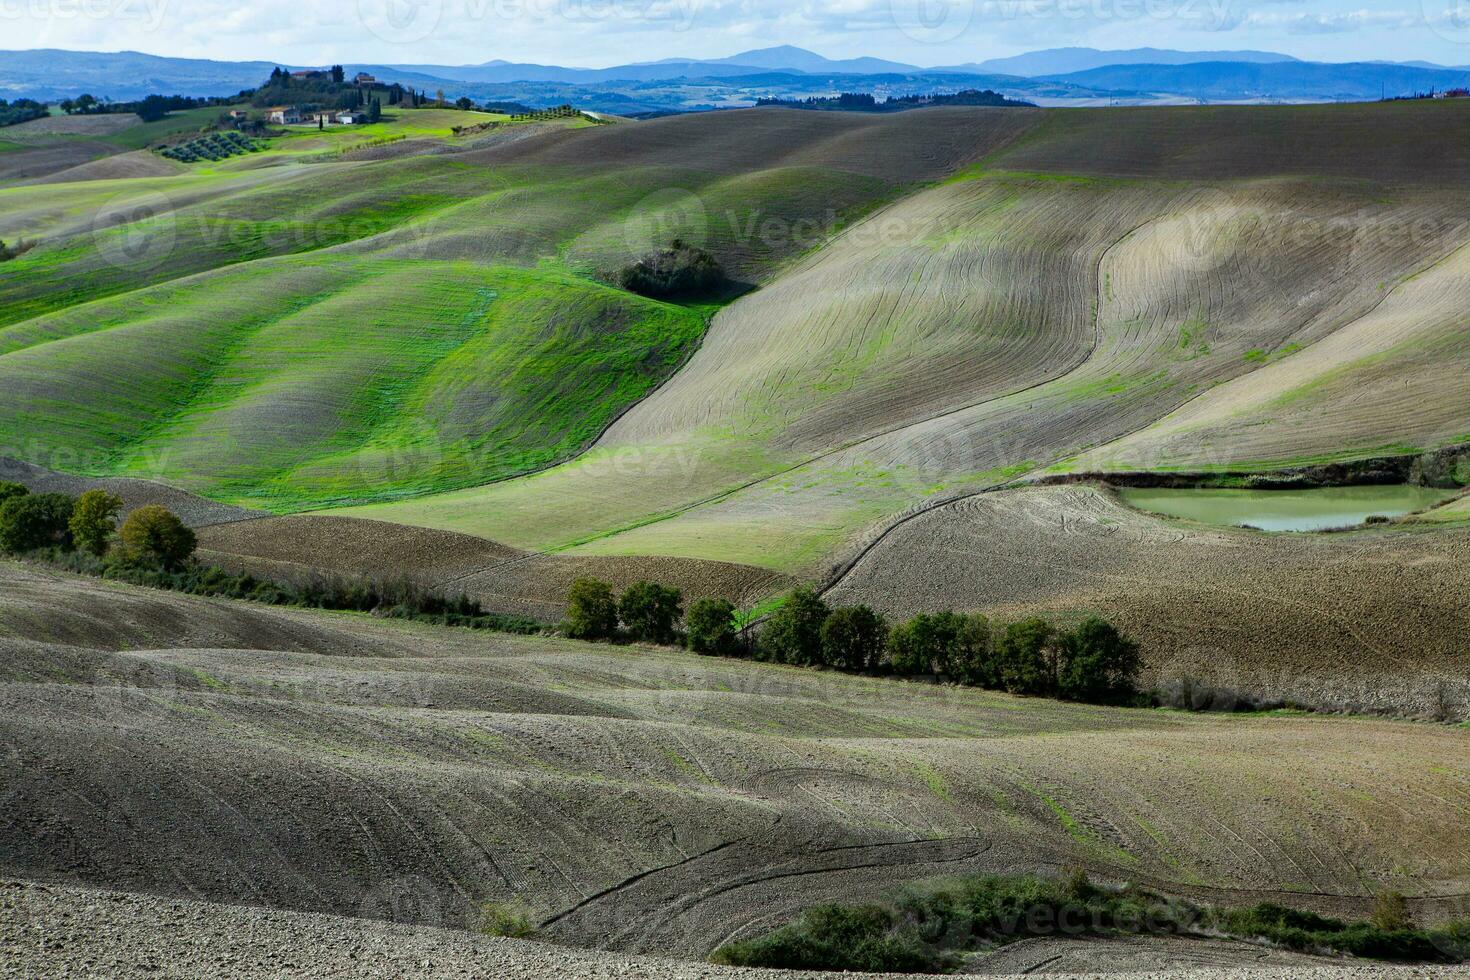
0 108 970 508
12 101 1470 574
340 121 1470 571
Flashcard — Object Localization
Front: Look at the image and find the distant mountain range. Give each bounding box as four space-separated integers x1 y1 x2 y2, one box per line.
2 45 1468 111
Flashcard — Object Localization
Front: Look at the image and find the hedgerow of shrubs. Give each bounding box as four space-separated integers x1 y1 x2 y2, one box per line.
713 871 1470 972
559 578 1141 706
0 482 541 634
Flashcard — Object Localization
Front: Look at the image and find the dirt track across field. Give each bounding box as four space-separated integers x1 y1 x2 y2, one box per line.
827 484 1470 719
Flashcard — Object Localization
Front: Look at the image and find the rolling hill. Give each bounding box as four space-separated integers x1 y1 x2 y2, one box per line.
2 561 1468 969
7 81 1470 980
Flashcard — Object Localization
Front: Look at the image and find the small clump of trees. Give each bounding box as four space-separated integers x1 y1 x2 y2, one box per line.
562 576 1142 706
0 482 197 569
0 480 542 634
617 239 727 299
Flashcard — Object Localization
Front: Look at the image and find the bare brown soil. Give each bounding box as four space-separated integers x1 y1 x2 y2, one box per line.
8 878 1446 980
197 515 524 585
2 562 1468 966
465 106 1043 181
0 456 260 528
995 100 1470 183
827 484 1470 718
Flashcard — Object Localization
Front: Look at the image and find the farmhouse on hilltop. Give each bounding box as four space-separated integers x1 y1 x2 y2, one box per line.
266 106 303 124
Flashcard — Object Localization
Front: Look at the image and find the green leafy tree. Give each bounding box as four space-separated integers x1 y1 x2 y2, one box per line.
887 612 961 675
995 618 1059 696
331 65 345 85
1056 617 1140 703
455 96 474 110
0 481 28 505
565 577 618 640
68 489 124 557
0 492 76 553
757 588 829 665
820 605 887 671
619 580 684 644
952 613 996 687
118 505 196 568
686 597 737 655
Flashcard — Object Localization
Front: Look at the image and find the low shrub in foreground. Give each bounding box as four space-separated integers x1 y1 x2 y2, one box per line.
711 904 950 973
711 872 1470 973
481 901 538 939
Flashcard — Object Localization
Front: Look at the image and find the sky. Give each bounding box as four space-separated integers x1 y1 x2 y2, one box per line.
7 0 1470 68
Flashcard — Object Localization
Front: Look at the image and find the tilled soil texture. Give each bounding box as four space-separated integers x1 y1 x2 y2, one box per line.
0 456 260 528
826 484 1470 719
9 879 1458 980
3 562 1469 964
196 514 794 619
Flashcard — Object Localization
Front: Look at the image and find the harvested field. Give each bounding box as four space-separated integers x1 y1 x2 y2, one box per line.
0 108 1037 510
193 512 793 619
18 148 183 185
7 880 1451 980
196 515 524 584
826 484 1470 718
2 562 1470 968
0 140 121 184
0 456 260 528
0 113 141 139
345 166 1470 576
452 552 795 620
991 100 1470 183
459 105 1042 181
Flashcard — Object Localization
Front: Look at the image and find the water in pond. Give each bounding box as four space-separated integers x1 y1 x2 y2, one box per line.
1117 485 1456 532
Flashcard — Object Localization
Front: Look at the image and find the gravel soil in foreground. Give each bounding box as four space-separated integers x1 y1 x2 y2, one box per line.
4 879 1463 980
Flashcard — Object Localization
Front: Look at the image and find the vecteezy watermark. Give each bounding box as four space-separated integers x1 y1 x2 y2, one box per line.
358 0 697 44
0 0 170 31
1423 0 1470 45
92 189 177 273
623 188 710 255
890 0 975 43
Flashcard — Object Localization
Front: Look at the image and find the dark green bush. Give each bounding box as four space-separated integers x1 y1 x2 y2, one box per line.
0 492 75 553
1216 902 1459 962
119 504 195 568
1057 617 1140 703
820 604 887 671
619 580 683 644
0 481 28 505
565 577 619 640
995 618 1059 696
951 613 996 687
711 904 948 973
617 239 726 299
889 612 959 675
686 597 738 655
68 489 124 557
757 587 829 665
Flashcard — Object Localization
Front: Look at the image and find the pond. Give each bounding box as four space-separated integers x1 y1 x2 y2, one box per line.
1116 485 1457 532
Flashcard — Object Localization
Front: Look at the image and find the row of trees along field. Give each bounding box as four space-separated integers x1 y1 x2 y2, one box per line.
565 579 1142 705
